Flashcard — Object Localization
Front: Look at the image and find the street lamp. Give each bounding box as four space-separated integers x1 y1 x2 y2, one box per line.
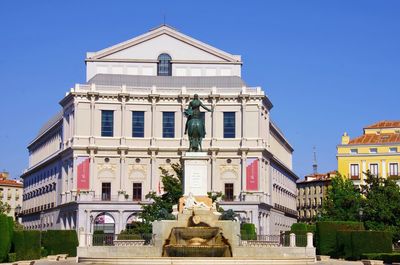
90 215 94 233
14 205 21 220
359 208 363 222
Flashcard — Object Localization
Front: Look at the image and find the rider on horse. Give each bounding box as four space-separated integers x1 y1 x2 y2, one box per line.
184 94 213 152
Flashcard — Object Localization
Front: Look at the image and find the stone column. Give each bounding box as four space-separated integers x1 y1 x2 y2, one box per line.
306 232 314 248
290 233 296 247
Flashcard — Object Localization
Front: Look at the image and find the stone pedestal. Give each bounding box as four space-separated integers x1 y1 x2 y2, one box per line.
182 152 209 196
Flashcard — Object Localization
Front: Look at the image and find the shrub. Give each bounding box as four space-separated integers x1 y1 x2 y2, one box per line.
351 231 392 260
361 253 400 263
316 221 364 256
13 231 41 261
93 230 105 246
8 253 16 263
291 223 307 232
336 230 353 259
240 223 257 240
336 231 392 260
0 214 13 262
42 230 78 257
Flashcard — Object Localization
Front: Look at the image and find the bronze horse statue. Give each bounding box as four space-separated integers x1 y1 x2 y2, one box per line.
184 94 212 152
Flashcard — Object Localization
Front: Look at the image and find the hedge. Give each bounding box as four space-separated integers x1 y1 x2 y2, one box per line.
13 231 41 261
316 221 364 256
240 223 257 240
0 214 13 262
361 253 400 263
336 231 392 260
42 230 78 257
291 223 307 232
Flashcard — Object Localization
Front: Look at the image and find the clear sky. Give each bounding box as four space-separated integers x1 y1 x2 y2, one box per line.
0 1 399 179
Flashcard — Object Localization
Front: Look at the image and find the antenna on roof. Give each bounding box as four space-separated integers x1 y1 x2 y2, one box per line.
313 146 318 175
163 14 166 25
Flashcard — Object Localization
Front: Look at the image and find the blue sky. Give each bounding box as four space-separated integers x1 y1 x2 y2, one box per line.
0 1 399 179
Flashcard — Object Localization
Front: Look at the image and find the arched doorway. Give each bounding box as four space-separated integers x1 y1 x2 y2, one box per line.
126 213 142 230
93 212 115 246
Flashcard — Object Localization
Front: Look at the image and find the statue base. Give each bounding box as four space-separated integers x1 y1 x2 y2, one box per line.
182 152 209 197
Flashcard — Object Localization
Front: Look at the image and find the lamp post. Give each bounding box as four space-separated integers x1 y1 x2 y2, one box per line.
90 214 94 233
14 205 21 221
359 208 363 222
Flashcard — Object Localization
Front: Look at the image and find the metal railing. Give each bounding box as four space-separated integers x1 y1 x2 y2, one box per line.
89 233 155 246
239 234 284 247
239 234 310 247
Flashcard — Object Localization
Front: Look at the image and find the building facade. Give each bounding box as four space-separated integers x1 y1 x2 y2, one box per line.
337 121 400 185
0 172 23 220
20 25 298 236
296 171 334 222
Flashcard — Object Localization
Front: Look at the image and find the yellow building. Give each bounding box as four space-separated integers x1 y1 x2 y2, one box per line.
337 121 400 184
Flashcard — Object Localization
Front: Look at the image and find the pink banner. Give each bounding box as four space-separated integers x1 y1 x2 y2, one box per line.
77 157 90 190
246 158 258 191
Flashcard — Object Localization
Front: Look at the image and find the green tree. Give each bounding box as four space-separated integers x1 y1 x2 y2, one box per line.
207 191 238 221
361 171 400 241
321 175 364 221
0 201 11 215
137 163 183 233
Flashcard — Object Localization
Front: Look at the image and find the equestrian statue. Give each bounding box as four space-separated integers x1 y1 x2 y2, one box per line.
184 94 212 152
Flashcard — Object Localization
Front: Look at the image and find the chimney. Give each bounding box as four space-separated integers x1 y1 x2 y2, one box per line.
341 132 350 145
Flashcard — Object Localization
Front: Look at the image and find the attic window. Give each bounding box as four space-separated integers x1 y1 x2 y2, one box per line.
157 53 172 76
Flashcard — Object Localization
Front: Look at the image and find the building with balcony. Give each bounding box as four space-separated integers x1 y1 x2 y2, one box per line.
0 172 23 220
337 121 400 185
296 171 335 222
20 25 298 236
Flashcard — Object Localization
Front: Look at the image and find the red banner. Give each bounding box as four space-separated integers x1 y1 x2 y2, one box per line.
77 157 90 190
246 158 258 191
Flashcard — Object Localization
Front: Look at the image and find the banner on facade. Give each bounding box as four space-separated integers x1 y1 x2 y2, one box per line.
246 158 258 190
77 157 90 190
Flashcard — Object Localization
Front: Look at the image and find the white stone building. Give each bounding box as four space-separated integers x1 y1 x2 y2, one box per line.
20 25 298 236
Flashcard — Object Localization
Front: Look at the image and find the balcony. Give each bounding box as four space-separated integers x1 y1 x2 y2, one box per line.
238 192 270 204
350 175 360 180
274 203 298 217
60 190 134 204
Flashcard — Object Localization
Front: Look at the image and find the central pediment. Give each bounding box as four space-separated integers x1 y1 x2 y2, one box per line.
87 25 241 63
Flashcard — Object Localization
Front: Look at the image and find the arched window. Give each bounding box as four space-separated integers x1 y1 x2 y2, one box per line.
157 53 172 76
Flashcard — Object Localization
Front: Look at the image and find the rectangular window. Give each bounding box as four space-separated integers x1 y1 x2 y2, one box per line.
101 110 114 137
350 148 358 154
132 183 142 201
369 163 379 176
370 148 378 154
389 163 399 176
223 112 235 138
350 164 359 179
389 147 398 153
101 183 111 201
163 112 175 138
224 183 234 201
132 111 145 137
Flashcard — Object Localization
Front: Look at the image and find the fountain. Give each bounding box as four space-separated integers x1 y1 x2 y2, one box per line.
162 210 232 257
